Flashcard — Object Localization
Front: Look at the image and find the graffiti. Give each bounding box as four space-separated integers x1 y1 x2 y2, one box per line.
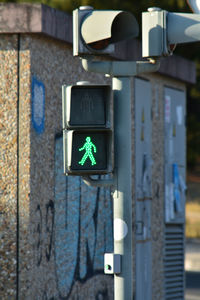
42 293 54 300
54 135 113 299
31 76 45 134
67 274 113 299
35 204 43 267
33 135 113 299
34 200 54 266
40 278 57 300
45 200 54 261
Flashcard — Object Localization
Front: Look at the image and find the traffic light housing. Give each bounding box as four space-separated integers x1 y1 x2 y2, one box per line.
73 6 139 56
62 84 113 175
142 8 200 58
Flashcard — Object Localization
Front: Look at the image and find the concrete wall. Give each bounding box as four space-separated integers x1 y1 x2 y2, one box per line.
19 34 113 299
0 3 193 300
0 34 19 299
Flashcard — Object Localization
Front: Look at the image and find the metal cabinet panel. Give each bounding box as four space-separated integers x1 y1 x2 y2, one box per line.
164 87 186 224
135 78 152 200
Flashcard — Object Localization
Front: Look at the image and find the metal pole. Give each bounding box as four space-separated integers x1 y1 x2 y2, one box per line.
113 76 133 300
81 58 160 300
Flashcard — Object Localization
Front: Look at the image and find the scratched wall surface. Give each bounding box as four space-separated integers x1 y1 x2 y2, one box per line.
0 35 18 299
18 34 113 299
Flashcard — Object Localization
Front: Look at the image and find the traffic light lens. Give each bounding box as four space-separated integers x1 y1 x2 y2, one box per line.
71 131 108 171
70 86 109 126
78 136 97 166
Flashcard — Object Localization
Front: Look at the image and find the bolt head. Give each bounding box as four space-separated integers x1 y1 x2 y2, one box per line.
79 6 93 11
147 7 162 12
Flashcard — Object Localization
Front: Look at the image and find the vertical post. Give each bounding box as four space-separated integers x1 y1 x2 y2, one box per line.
81 58 160 300
113 76 133 300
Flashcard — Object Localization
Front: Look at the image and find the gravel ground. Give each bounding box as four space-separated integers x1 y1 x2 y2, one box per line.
185 239 200 272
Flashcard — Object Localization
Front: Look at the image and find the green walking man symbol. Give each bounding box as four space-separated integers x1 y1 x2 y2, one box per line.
79 136 97 166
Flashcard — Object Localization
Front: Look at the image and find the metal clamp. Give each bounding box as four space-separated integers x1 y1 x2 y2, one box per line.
104 253 121 274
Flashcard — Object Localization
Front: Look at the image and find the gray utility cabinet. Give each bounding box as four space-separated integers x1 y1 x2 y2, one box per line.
164 87 186 300
135 78 152 300
134 82 186 300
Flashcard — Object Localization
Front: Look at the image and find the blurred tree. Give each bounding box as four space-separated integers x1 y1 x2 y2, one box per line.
8 0 189 14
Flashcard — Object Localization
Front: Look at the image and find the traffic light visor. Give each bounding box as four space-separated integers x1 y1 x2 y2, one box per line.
81 10 139 50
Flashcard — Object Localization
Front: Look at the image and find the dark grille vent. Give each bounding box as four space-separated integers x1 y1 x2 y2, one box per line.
164 224 185 300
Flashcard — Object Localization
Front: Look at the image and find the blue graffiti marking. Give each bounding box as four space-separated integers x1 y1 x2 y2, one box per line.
31 76 45 134
79 180 96 279
173 163 182 213
54 136 80 297
54 135 113 298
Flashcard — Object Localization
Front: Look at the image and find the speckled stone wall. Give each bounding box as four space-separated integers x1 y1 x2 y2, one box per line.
0 35 18 299
0 32 187 300
19 34 113 299
18 34 32 298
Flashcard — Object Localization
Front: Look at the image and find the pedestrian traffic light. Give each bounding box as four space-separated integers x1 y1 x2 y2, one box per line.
62 83 111 129
73 6 139 56
62 84 113 175
142 7 200 58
